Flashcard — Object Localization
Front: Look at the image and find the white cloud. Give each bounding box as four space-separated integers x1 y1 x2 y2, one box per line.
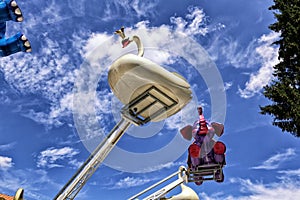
101 0 159 21
164 100 198 131
173 14 278 100
140 161 186 173
0 142 16 151
224 82 233 91
240 178 300 199
49 93 74 119
24 1 77 29
186 7 209 35
111 176 154 189
66 0 86 17
251 148 296 170
68 159 84 169
0 26 90 127
37 147 80 168
278 168 300 177
206 30 280 99
207 32 263 69
0 156 13 170
131 0 160 18
0 169 59 200
21 110 64 128
238 32 280 98
170 6 210 36
199 177 300 200
1 0 97 128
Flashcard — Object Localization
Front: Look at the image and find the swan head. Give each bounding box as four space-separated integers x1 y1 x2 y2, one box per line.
115 26 133 48
121 38 132 48
115 26 144 57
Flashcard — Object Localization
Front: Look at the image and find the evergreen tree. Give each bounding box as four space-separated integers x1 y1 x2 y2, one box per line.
260 0 300 136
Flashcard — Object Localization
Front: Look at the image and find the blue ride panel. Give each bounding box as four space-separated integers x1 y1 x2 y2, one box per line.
0 0 23 22
0 0 31 57
0 32 30 57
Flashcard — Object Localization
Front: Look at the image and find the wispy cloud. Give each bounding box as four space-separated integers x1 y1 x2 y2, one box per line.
238 32 280 98
224 82 233 91
110 176 155 189
235 177 300 199
0 29 89 128
0 156 13 170
164 100 198 131
170 6 224 36
101 0 160 21
207 34 260 68
37 147 80 168
68 159 84 169
0 169 59 200
131 0 160 18
0 142 16 151
251 148 296 170
171 7 208 36
206 28 280 99
23 1 86 28
65 0 86 17
200 177 300 200
278 168 300 177
140 161 186 173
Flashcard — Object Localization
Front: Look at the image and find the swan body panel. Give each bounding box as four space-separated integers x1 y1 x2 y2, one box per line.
108 53 192 122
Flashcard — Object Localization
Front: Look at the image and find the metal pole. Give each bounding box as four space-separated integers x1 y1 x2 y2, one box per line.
128 166 187 200
128 171 180 200
54 118 131 200
144 178 185 200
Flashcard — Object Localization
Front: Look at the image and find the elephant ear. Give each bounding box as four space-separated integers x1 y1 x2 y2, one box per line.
180 125 193 141
211 122 224 137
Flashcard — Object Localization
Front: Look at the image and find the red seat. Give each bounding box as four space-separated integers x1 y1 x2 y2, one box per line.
213 141 226 155
189 143 200 158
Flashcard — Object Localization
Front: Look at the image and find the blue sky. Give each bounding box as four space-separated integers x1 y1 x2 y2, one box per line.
1 0 300 199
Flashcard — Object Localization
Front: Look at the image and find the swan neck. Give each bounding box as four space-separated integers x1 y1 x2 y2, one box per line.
132 35 144 57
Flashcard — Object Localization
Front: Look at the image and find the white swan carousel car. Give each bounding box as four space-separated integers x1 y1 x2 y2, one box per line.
108 27 192 124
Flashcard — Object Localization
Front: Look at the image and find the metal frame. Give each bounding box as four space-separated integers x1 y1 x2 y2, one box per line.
128 166 188 200
128 164 226 200
188 164 224 182
121 86 178 126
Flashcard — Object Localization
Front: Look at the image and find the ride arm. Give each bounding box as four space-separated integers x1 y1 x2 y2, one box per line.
128 166 187 200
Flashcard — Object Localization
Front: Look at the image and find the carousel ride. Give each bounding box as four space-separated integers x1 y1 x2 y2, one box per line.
53 27 192 200
54 27 226 200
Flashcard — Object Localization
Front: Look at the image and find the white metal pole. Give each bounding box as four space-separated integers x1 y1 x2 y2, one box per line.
54 118 131 200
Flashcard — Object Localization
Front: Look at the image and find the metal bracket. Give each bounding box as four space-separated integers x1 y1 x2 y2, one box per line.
188 164 224 182
121 85 178 126
128 166 188 200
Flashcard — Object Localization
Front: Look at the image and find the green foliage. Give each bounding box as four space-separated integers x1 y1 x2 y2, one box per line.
260 0 300 136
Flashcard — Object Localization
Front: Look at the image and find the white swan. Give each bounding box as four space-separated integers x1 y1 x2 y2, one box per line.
109 27 192 122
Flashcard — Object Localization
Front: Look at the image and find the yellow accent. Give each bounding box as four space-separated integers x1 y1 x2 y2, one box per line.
14 188 24 200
